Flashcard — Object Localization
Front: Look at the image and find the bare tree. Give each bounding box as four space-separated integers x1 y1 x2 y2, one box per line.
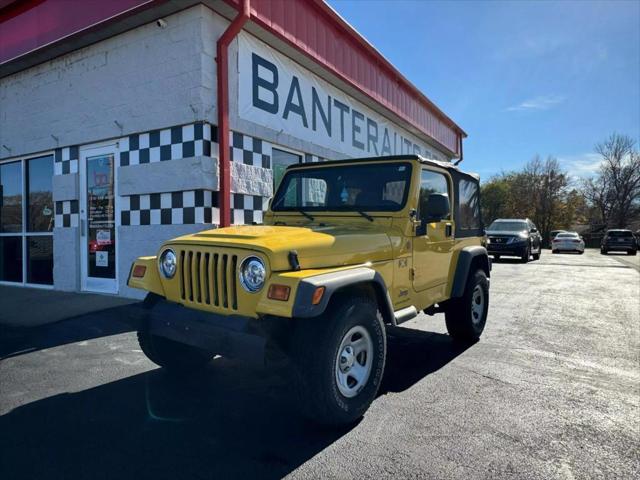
583 133 640 228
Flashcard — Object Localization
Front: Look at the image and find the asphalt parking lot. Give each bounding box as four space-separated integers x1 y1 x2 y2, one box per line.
1 249 638 480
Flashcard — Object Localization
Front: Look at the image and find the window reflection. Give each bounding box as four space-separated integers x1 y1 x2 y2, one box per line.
1 161 22 233
27 155 54 232
0 236 22 282
27 236 53 284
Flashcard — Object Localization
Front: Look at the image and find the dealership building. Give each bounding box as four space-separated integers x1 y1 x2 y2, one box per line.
0 0 466 298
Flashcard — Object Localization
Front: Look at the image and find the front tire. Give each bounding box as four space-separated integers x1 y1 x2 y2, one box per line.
445 270 489 343
532 249 541 261
521 245 530 263
601 248 607 255
137 323 213 373
290 295 386 427
629 250 637 256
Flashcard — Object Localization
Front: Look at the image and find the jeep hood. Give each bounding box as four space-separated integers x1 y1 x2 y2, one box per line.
167 224 394 271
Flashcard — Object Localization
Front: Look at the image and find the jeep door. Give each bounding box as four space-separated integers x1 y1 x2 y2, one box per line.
412 168 455 294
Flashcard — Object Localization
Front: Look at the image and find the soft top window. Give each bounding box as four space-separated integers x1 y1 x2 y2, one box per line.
458 178 481 230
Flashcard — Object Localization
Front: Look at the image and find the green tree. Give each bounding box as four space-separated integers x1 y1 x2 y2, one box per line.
480 178 510 224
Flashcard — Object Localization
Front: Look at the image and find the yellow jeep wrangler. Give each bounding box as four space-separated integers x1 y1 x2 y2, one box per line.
128 155 490 425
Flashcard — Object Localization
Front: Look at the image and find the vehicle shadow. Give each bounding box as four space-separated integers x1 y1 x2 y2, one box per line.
382 326 472 393
0 327 467 480
0 304 138 360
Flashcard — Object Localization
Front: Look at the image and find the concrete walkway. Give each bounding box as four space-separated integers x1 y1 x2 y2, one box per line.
0 286 136 328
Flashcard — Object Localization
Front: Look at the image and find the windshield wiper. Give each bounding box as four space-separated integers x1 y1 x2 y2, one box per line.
357 210 374 222
298 209 314 221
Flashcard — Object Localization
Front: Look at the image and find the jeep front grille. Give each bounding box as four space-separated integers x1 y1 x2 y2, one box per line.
178 249 238 311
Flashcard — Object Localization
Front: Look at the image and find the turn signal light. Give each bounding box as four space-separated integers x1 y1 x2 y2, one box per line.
311 286 325 305
132 265 146 278
268 284 290 301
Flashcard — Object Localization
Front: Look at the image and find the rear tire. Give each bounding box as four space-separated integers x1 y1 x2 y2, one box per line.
290 295 386 427
493 255 500 261
445 270 489 343
137 322 213 373
601 248 607 255
532 250 541 261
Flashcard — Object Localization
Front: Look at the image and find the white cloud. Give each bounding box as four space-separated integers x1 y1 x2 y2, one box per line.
557 153 603 178
506 95 566 112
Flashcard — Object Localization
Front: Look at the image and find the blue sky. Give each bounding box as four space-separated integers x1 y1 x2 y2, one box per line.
327 0 640 180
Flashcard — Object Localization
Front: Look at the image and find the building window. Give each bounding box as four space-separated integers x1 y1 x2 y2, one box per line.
0 161 22 233
0 154 54 286
272 148 302 192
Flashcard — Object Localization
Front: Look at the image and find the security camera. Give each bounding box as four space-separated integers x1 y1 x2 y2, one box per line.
156 18 167 28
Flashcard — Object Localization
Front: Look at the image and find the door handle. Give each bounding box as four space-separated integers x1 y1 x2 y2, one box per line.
445 223 452 237
81 219 87 237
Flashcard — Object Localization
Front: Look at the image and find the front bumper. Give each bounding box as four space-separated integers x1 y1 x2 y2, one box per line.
604 243 636 252
132 295 269 366
487 242 527 257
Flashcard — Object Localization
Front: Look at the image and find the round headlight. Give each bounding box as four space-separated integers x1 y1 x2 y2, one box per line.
239 256 266 293
159 249 177 278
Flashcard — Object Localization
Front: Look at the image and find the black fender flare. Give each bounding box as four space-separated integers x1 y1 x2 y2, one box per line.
450 246 491 298
291 267 394 323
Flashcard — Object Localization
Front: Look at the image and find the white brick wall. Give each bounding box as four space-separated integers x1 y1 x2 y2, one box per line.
0 5 226 161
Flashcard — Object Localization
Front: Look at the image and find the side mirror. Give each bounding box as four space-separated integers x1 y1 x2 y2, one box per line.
530 228 538 233
425 193 450 222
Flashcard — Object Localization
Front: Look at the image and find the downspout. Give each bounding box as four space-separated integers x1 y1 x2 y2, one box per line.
216 0 250 227
453 134 464 166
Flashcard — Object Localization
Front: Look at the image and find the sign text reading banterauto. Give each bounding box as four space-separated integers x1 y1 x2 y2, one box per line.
238 33 440 160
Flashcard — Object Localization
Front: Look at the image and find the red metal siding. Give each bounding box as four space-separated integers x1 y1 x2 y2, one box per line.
229 0 463 155
0 0 464 155
0 0 154 65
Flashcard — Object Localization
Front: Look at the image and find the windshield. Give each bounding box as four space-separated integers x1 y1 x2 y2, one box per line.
607 231 633 237
488 221 528 232
271 162 412 212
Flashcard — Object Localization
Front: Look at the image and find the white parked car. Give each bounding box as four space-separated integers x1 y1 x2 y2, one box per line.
552 232 585 254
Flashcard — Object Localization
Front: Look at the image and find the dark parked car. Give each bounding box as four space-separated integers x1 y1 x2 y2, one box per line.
487 218 542 263
601 229 637 255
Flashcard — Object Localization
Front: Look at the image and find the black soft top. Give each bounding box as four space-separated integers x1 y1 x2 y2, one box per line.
287 155 480 182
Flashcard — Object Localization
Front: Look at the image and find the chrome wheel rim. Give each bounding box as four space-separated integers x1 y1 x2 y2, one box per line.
335 326 373 398
471 285 485 325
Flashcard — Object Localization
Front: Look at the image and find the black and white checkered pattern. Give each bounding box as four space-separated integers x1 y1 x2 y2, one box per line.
54 146 79 175
119 123 218 167
232 193 269 225
48 122 327 228
120 190 219 226
55 200 79 227
230 131 272 168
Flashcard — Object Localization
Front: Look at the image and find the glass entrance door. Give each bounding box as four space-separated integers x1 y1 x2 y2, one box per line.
80 146 118 293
